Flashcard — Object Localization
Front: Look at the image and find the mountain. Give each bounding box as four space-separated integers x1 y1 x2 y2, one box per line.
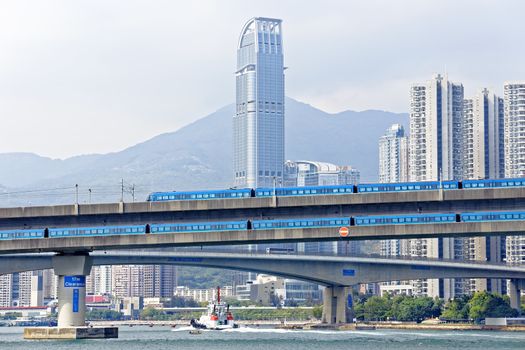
0 98 407 206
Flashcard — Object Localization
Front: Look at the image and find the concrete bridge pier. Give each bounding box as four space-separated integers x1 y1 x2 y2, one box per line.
322 286 350 324
24 254 117 340
53 254 92 327
509 279 524 313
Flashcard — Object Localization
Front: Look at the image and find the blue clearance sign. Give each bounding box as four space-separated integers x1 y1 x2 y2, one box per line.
342 269 355 276
64 276 86 288
72 289 79 313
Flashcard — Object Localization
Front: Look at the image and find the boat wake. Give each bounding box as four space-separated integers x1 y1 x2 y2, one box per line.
172 325 361 335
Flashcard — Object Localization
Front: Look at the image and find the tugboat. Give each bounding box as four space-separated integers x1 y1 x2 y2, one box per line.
190 287 238 330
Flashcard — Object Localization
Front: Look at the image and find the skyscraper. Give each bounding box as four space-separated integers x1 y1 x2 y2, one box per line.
408 74 464 299
378 124 409 259
504 82 525 269
504 82 525 178
463 89 505 180
409 74 464 182
463 89 505 294
378 124 411 296
234 18 285 188
379 124 409 184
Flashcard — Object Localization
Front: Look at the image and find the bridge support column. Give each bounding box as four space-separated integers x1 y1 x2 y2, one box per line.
24 254 117 340
53 254 92 327
322 286 350 324
509 279 523 314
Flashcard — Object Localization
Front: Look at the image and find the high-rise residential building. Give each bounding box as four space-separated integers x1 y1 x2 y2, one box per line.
504 82 525 178
111 265 175 299
0 271 43 307
378 124 410 259
233 17 285 188
409 74 464 181
87 266 113 295
463 89 505 294
504 82 525 269
378 124 411 296
0 274 13 307
408 74 464 299
378 124 409 183
463 89 505 180
42 269 57 300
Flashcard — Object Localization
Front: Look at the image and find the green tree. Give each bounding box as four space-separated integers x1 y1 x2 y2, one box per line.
166 296 199 308
312 305 323 320
140 307 165 320
468 292 518 322
442 296 470 321
86 309 123 321
392 296 440 322
362 296 391 321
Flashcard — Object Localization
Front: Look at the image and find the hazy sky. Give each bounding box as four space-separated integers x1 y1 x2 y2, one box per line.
1 0 524 159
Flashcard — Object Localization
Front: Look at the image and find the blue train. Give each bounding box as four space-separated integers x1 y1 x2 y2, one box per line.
146 178 525 202
460 211 525 222
354 213 457 226
2 210 525 241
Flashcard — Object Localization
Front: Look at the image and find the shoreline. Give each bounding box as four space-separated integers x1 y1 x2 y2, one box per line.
89 320 525 332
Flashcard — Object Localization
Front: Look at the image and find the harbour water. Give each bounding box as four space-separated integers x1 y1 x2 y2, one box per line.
1 326 525 350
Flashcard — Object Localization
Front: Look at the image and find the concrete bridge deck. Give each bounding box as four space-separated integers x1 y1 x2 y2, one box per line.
0 187 525 230
0 220 524 254
5 250 525 325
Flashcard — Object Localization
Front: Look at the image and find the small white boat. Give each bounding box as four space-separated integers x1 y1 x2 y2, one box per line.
190 287 238 330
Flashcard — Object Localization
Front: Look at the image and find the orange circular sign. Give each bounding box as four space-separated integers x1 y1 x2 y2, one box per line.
339 226 349 237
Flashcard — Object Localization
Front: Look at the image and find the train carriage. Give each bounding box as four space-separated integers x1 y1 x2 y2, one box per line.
460 211 525 222
147 188 253 202
0 229 45 240
150 220 248 234
357 180 459 193
354 213 457 226
49 225 146 238
462 178 525 189
255 185 354 197
251 217 350 230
